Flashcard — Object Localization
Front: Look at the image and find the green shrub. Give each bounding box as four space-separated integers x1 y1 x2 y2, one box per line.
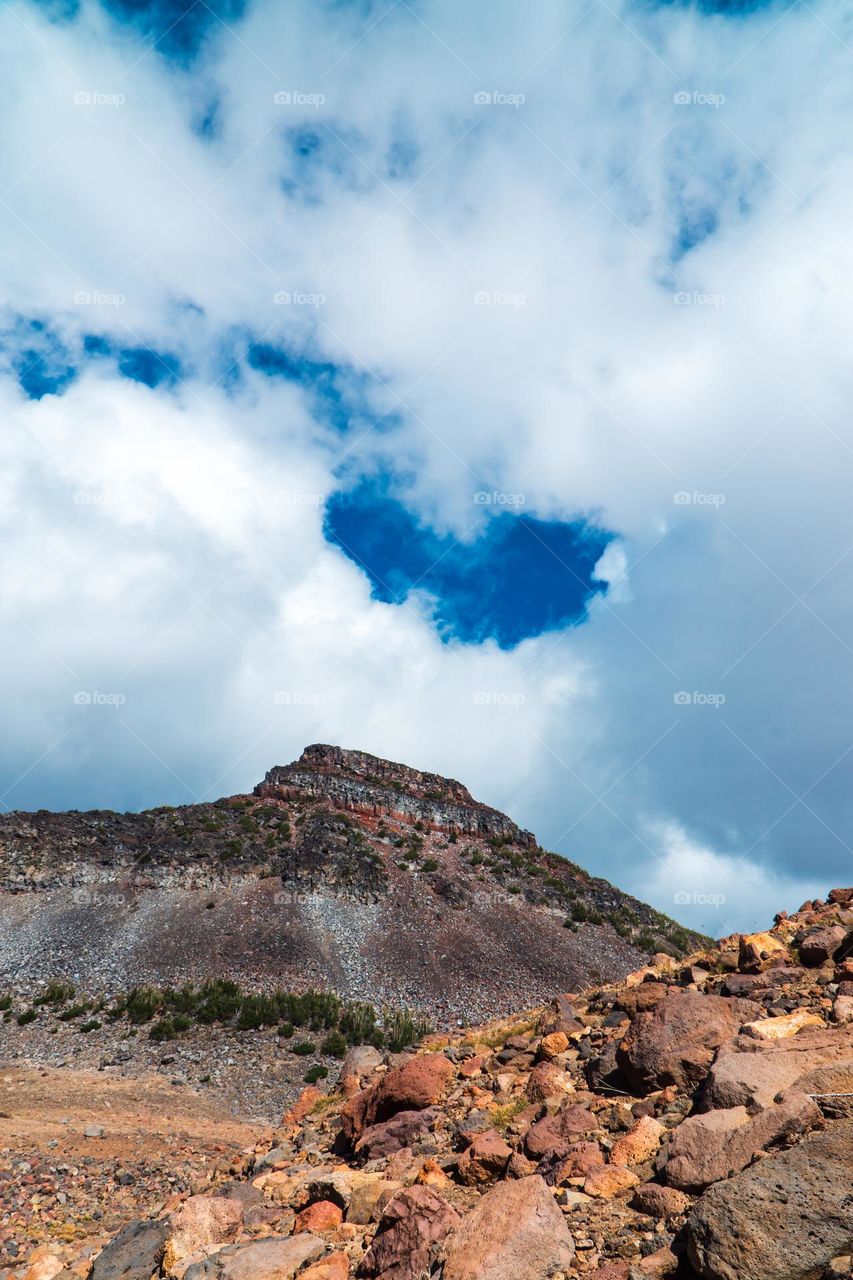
277 1022 294 1038
149 1018 178 1041
303 1064 328 1084
383 1008 432 1053
292 1040 316 1056
0 995 11 1012
320 1030 348 1058
79 1019 101 1033
17 1009 37 1026
421 858 439 873
126 986 162 1024
59 1003 90 1021
35 980 76 1006
339 1001 378 1045
195 979 242 1024
237 994 280 1030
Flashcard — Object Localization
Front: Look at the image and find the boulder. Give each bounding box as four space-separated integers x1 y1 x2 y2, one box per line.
282 1087 324 1126
687 1120 853 1280
91 1219 170 1280
618 992 759 1094
799 926 847 967
355 1108 438 1160
183 1235 325 1280
358 1186 460 1280
338 1046 383 1084
524 1104 597 1161
609 1116 665 1167
704 1026 853 1110
294 1201 343 1233
583 1165 639 1199
456 1130 512 1185
526 1062 574 1101
301 1256 349 1280
834 996 853 1024
738 932 789 973
741 1010 824 1040
163 1197 244 1277
538 1032 569 1060
665 1092 820 1191
442 1175 574 1280
341 1055 453 1143
631 1184 691 1219
554 1141 604 1181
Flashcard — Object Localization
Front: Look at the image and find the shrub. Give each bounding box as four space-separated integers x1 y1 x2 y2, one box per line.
17 1009 37 1025
35 981 76 1006
304 1064 328 1084
421 858 439 873
277 1022 294 1038
278 990 341 1030
0 995 11 1012
339 1001 378 1045
195 979 242 1024
237 994 280 1030
320 1030 348 1059
149 1018 178 1041
126 986 162 1024
79 1019 101 1033
383 1008 432 1053
292 1041 316 1056
59 1003 90 1021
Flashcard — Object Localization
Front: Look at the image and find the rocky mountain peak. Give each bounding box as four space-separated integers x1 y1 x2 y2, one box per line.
255 744 536 847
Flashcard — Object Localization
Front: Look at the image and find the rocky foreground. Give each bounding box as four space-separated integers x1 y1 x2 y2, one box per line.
10 888 853 1280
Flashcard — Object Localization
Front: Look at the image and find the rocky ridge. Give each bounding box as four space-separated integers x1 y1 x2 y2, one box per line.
0 746 700 1024
10 886 853 1280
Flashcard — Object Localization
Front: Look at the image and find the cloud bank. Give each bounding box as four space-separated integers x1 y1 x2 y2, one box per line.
2 0 853 933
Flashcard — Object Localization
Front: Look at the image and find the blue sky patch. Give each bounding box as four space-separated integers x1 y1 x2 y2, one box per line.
5 317 76 400
325 482 613 647
98 0 247 63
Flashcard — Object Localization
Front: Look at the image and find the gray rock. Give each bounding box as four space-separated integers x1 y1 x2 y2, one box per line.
687 1120 853 1280
182 1234 324 1280
91 1218 170 1280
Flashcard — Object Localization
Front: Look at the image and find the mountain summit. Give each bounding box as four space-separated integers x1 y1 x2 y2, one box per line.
0 745 700 1022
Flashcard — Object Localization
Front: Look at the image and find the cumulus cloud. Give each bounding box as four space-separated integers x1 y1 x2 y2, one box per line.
1 0 852 930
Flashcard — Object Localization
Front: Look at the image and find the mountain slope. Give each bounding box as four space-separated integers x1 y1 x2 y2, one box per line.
0 745 701 1022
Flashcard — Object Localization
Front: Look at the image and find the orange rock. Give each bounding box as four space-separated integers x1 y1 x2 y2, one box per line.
738 931 788 972
584 1165 640 1199
415 1157 450 1188
162 1195 244 1276
22 1248 64 1280
538 1031 569 1059
283 1086 324 1125
742 1010 824 1040
294 1200 344 1233
609 1116 665 1167
460 1055 488 1078
300 1253 350 1280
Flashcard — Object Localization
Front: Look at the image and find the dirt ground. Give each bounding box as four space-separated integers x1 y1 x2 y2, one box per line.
0 1064 268 1272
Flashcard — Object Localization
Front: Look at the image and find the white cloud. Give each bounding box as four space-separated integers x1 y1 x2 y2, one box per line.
0 0 852 929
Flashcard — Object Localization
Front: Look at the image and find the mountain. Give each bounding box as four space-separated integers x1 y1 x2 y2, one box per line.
0 744 700 1023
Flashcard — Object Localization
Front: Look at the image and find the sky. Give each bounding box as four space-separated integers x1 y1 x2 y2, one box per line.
2 0 852 936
